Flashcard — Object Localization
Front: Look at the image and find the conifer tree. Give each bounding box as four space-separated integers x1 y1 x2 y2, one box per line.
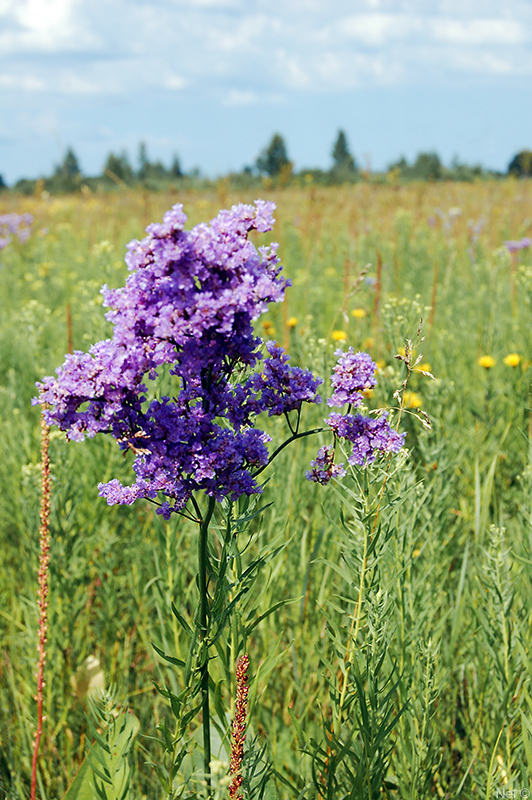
138 142 149 180
508 150 532 177
256 134 290 177
330 130 358 182
170 155 183 178
49 147 82 192
103 151 134 184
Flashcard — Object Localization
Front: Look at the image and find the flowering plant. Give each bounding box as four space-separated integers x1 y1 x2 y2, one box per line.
0 212 33 249
306 348 404 483
34 200 406 795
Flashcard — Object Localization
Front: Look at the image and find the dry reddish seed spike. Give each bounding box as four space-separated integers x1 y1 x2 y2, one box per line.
31 410 52 800
229 653 250 799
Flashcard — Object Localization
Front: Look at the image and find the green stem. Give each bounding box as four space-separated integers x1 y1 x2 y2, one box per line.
198 494 216 794
252 427 323 479
335 524 369 735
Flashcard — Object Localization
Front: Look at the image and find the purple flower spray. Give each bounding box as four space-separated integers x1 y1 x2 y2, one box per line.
35 201 322 518
306 347 405 483
34 200 405 793
34 200 325 791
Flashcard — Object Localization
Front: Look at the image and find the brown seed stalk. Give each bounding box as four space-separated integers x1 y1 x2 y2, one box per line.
228 653 249 799
31 410 52 800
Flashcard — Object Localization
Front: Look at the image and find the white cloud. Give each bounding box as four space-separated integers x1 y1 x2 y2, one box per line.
164 75 188 90
209 14 276 54
0 0 99 52
0 73 46 90
1 0 531 99
275 47 406 91
172 0 242 7
433 18 527 46
59 74 107 94
449 50 529 74
337 14 422 46
223 89 259 105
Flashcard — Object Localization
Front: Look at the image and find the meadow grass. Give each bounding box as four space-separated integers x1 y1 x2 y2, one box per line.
1 179 532 798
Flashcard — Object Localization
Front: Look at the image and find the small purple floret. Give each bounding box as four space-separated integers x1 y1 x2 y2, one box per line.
327 348 377 408
305 445 346 485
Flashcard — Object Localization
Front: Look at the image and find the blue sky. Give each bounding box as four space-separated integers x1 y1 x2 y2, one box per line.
1 0 531 184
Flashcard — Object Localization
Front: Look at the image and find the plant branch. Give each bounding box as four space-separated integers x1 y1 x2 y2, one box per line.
253 427 323 478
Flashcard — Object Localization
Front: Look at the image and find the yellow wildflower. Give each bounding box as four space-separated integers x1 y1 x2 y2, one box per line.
363 388 374 399
503 353 520 367
412 548 421 558
332 330 347 342
351 308 366 319
363 337 375 350
404 391 422 409
287 316 298 328
478 355 496 369
263 320 276 336
375 359 386 371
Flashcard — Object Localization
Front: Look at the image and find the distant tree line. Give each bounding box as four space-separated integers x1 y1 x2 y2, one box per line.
388 149 530 181
7 142 186 195
387 152 485 182
1 134 531 194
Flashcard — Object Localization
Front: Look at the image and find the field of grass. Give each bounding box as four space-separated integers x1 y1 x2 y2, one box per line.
1 179 532 799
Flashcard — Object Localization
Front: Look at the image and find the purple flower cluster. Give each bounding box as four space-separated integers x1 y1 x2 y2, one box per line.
305 445 346 485
328 348 377 408
0 212 33 250
251 341 322 417
35 201 323 516
326 411 405 466
307 348 405 484
504 237 532 253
